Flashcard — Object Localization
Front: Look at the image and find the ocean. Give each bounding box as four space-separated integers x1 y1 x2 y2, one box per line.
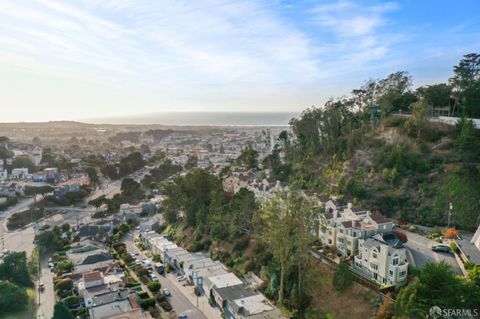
83 112 299 126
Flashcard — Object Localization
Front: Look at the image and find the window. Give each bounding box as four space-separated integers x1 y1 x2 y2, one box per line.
372 252 378 259
399 271 407 277
389 270 393 276
358 253 362 259
392 256 399 266
339 229 344 234
370 263 378 271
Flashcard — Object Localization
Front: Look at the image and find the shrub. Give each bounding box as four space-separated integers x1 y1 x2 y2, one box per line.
333 261 353 293
55 278 73 291
159 300 173 312
139 298 156 310
443 228 459 239
450 242 460 254
137 291 149 299
147 281 161 293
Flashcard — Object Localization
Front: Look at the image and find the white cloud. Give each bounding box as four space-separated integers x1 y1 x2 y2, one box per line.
310 1 399 65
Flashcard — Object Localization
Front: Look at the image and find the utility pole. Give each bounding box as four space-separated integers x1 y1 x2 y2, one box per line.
447 202 453 228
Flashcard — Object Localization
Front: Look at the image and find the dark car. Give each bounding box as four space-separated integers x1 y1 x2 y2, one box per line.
431 245 451 253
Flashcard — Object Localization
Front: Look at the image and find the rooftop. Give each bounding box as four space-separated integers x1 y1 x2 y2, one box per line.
208 272 243 289
83 271 103 283
215 283 257 302
231 293 273 316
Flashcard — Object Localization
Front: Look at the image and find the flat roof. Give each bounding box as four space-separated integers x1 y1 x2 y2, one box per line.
208 272 243 289
232 293 273 315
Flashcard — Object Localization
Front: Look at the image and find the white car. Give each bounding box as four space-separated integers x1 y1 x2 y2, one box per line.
163 288 171 296
177 275 187 282
150 274 158 281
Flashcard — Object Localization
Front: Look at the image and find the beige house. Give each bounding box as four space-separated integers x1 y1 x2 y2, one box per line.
319 202 393 256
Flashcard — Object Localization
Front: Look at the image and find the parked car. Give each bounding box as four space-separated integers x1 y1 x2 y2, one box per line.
163 288 171 296
431 245 451 253
177 275 187 282
150 274 158 281
38 282 45 292
178 315 188 319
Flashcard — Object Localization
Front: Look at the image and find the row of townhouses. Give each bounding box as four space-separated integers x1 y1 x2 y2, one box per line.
318 199 409 287
141 231 286 319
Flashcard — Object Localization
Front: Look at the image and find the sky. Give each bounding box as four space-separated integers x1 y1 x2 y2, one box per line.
0 0 479 122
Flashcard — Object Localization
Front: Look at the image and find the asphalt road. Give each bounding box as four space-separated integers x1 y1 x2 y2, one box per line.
123 234 208 319
36 256 54 319
0 196 36 252
400 228 462 274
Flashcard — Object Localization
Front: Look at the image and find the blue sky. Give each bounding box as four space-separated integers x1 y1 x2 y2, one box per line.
0 0 479 122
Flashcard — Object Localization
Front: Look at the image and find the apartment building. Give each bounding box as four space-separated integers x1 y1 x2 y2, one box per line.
353 232 409 287
318 199 407 287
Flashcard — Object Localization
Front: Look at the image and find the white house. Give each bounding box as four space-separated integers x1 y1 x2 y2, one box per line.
353 232 408 287
11 167 29 179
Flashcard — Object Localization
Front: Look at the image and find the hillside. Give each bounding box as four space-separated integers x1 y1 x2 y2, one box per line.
283 115 480 231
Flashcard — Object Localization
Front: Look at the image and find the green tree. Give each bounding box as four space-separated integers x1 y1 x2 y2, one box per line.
238 144 258 169
121 178 144 202
395 261 479 317
332 261 353 293
450 53 480 116
406 99 430 139
11 156 36 172
0 280 28 313
416 83 451 110
119 152 146 176
162 169 223 227
52 302 74 319
376 71 414 114
454 117 477 160
256 192 315 305
24 185 54 199
101 163 119 180
185 154 198 169
85 166 100 188
0 251 33 287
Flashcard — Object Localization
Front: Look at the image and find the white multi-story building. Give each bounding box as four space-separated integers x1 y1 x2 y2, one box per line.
353 232 409 287
317 198 407 287
318 201 393 256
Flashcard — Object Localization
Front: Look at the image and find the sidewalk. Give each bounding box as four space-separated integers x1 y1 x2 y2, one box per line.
166 273 222 319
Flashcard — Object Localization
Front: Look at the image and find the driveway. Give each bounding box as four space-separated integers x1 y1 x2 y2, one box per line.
399 228 462 274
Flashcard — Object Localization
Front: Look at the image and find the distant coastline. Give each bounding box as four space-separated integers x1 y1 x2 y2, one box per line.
80 112 299 127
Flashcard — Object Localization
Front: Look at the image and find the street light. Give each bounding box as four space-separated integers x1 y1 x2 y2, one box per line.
447 202 453 228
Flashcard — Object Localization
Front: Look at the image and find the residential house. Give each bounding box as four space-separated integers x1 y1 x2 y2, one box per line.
353 232 408 287
226 294 286 319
